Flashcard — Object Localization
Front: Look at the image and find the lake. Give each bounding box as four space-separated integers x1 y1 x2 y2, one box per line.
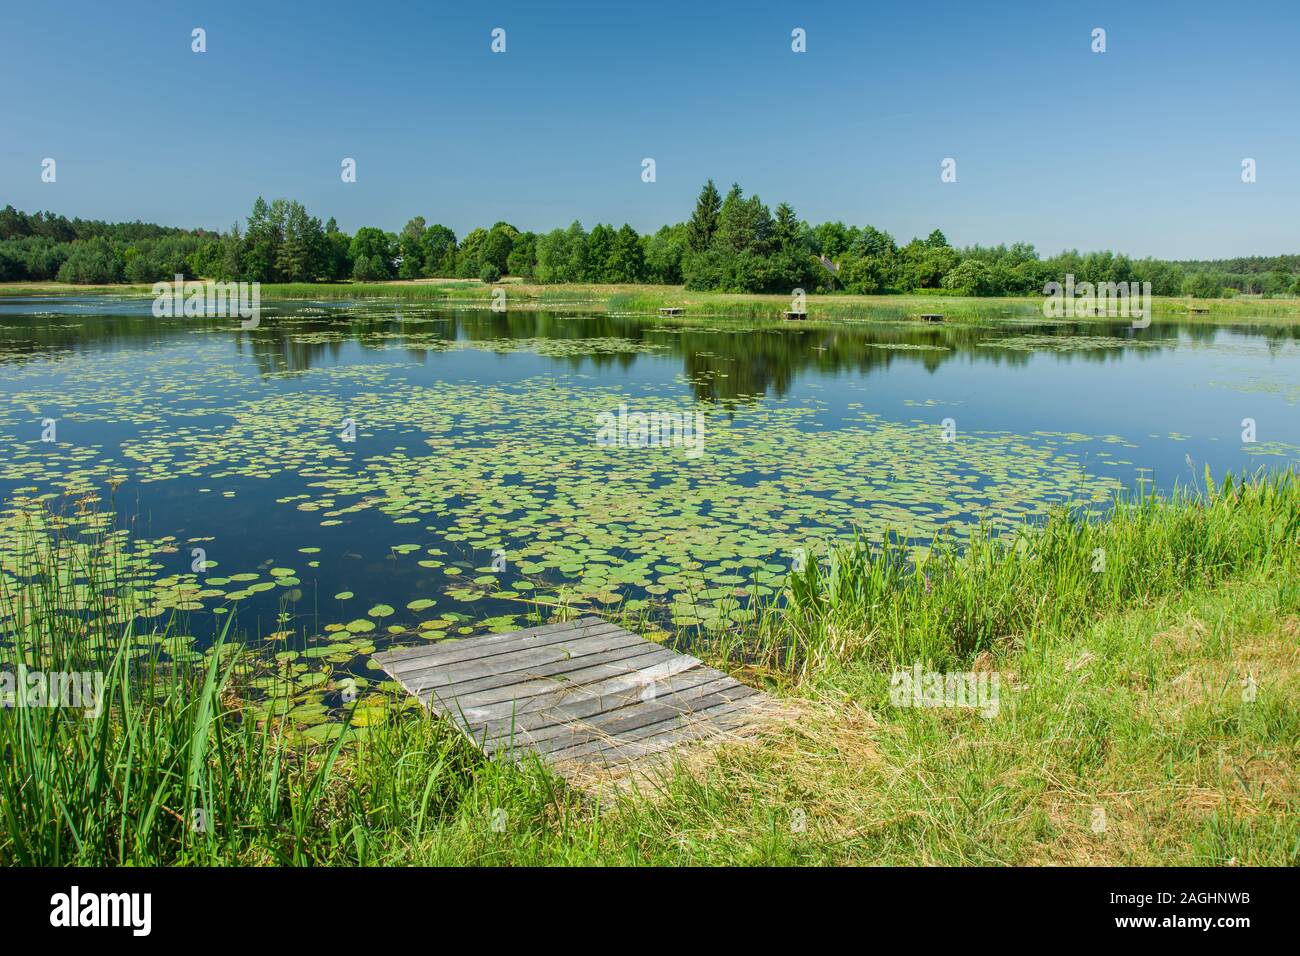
2 295 1297 728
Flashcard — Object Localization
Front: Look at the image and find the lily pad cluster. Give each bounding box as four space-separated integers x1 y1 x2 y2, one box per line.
15 300 1291 734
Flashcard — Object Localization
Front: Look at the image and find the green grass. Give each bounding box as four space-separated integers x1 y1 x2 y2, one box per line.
6 279 1300 326
715 468 1300 680
0 520 353 865
2 470 1297 865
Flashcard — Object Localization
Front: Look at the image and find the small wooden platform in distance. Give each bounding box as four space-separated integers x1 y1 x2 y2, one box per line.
783 310 808 320
918 313 945 322
371 616 772 776
657 306 685 316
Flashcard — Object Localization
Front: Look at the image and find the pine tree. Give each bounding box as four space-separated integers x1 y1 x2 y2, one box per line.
686 179 722 253
275 201 318 282
773 202 801 252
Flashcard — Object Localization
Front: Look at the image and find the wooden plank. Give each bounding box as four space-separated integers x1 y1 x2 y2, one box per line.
544 697 765 765
376 617 609 673
424 646 680 712
410 642 672 702
371 617 776 778
458 653 708 726
480 674 753 753
388 625 632 685
373 615 598 665
488 690 762 766
524 681 758 755
470 671 734 749
375 616 606 669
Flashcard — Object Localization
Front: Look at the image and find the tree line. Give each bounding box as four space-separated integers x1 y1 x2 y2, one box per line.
3 182 1298 298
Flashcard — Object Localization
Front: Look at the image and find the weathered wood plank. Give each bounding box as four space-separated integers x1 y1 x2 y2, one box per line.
377 617 613 674
371 616 603 671
371 617 774 779
525 682 758 755
424 646 681 713
390 627 635 687
458 654 709 728
480 674 753 753
542 696 765 764
412 643 673 703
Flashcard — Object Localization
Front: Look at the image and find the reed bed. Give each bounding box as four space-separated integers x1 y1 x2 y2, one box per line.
712 469 1300 679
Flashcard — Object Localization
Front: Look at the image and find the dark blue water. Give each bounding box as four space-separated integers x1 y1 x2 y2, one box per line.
2 295 1296 658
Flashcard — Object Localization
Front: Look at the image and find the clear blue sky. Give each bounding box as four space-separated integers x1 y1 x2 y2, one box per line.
2 0 1296 259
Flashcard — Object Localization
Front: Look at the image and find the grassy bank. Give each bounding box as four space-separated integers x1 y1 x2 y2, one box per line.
5 279 1300 326
2 471 1297 865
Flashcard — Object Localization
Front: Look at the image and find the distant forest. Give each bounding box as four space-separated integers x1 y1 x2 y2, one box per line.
3 182 1298 297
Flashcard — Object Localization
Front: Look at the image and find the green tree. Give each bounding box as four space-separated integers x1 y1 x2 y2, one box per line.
506 231 537 278
773 202 802 253
714 186 772 255
838 255 889 294
606 225 645 282
643 224 686 284
421 225 457 276
455 227 489 278
853 225 896 259
241 197 279 282
398 216 427 279
217 224 243 280
349 227 395 280
276 201 325 282
812 221 853 259
322 218 351 280
941 258 1001 296
686 180 722 253
481 222 517 276
534 222 588 283
898 239 959 290
1182 272 1223 298
56 237 122 284
534 228 568 283
585 224 615 281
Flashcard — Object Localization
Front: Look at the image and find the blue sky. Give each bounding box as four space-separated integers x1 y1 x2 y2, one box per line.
2 0 1297 258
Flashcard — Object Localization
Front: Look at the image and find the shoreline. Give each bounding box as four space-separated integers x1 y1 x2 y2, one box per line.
4 281 1300 325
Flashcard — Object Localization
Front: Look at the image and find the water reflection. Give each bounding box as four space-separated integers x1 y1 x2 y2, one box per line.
4 295 1298 406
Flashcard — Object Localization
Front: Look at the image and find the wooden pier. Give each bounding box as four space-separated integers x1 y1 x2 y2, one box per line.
783 310 808 320
372 617 774 777
657 307 685 316
918 313 945 322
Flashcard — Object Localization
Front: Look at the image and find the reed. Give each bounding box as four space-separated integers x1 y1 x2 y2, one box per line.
3 469 1296 865
711 469 1300 679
